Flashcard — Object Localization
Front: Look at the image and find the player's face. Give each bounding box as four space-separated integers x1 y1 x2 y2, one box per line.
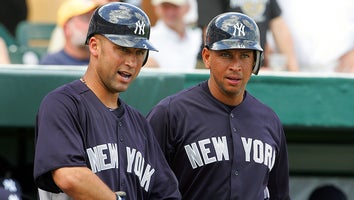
90 35 147 93
203 48 254 105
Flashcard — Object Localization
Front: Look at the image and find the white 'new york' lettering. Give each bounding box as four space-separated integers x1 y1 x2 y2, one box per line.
126 147 155 192
87 143 119 173
241 137 276 170
184 136 229 169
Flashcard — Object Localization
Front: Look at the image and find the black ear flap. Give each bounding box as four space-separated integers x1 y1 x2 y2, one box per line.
259 51 264 66
142 51 149 66
252 51 264 75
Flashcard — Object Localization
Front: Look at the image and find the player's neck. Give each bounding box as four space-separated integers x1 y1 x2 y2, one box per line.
207 79 244 106
80 77 119 109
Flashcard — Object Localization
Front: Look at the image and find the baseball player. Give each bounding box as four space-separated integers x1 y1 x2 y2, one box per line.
147 12 290 199
33 2 181 200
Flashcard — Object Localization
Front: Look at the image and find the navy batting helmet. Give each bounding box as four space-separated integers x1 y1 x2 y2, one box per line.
205 12 263 74
86 2 157 65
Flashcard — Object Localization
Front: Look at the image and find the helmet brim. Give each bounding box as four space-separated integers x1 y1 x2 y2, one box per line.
208 39 263 52
104 34 158 52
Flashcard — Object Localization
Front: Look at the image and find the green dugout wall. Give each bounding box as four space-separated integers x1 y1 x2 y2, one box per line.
2 66 354 128
1 65 354 198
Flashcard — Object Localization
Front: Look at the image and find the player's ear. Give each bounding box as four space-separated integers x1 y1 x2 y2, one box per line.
89 36 99 56
202 47 211 69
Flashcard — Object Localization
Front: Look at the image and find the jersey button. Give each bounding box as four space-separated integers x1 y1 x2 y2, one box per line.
230 113 234 118
118 122 123 127
234 170 239 176
232 128 237 132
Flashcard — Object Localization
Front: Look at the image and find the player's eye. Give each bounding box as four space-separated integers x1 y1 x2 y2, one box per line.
239 50 254 60
218 51 232 58
136 49 147 56
118 46 130 53
240 53 250 58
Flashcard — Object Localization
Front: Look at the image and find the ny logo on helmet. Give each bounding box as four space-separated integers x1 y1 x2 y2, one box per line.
134 20 145 35
232 23 245 37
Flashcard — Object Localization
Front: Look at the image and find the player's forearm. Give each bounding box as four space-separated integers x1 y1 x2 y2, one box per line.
52 167 117 200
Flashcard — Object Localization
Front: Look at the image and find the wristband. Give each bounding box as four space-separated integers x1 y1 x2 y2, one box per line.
115 191 126 200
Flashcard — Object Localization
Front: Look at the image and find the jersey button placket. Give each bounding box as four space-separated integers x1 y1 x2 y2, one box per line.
230 111 241 198
118 121 124 142
230 112 239 178
230 113 237 133
117 119 125 192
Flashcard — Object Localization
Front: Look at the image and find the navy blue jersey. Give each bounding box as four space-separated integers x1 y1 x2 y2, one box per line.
34 80 180 200
147 81 290 200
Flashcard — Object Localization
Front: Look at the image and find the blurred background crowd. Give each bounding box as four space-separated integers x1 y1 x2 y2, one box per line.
0 0 353 72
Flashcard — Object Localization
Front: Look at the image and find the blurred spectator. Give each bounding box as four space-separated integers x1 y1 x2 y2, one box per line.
145 0 202 70
124 0 141 7
0 37 10 64
183 0 198 25
196 0 228 32
141 0 195 25
194 0 227 69
0 0 28 36
40 0 99 65
276 0 354 73
195 0 299 71
47 0 120 53
309 184 347 200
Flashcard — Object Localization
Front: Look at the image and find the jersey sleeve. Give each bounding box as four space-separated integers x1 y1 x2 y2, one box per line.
34 90 86 192
146 98 175 164
144 122 181 199
125 105 181 199
267 117 290 200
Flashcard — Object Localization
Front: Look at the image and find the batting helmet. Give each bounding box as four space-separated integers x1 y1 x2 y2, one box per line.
85 2 157 65
205 12 263 74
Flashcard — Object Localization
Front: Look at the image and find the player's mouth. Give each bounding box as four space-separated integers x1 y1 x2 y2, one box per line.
118 71 132 80
226 76 241 85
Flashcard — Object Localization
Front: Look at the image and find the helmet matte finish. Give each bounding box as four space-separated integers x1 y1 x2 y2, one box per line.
205 12 263 74
86 2 158 52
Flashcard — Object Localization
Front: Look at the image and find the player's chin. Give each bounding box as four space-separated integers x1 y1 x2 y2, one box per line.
115 84 130 93
224 84 244 94
109 81 130 93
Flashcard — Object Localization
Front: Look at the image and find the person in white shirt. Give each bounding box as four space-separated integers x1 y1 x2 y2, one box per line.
47 0 120 54
145 0 202 71
274 0 354 73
